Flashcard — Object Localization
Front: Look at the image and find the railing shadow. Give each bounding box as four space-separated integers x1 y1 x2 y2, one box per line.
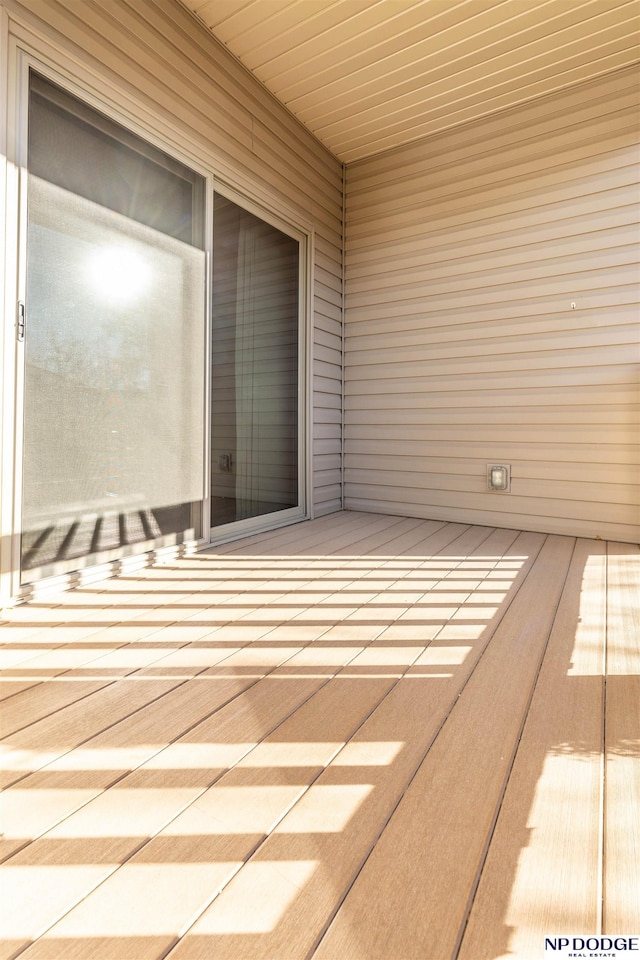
0 519 637 960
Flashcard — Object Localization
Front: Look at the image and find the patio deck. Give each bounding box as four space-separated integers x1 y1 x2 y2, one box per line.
1 511 638 960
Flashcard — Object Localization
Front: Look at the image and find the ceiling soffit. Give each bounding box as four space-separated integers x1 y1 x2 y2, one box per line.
180 0 640 163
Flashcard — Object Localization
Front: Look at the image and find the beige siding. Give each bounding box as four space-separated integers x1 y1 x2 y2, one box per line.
3 0 343 517
345 66 640 543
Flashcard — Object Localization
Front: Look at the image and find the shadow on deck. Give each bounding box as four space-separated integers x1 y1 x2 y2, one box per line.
0 512 638 960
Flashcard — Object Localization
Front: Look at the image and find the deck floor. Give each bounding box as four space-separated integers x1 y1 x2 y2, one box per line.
1 511 638 960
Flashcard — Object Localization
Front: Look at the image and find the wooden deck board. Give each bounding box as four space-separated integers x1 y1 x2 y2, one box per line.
459 538 607 958
0 513 637 960
313 532 569 960
604 541 640 932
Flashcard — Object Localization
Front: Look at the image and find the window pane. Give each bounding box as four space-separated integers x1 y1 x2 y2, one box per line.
211 196 299 526
28 73 203 244
22 75 206 581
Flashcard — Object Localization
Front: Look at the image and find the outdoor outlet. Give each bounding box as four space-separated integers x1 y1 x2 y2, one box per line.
218 453 233 473
487 464 511 492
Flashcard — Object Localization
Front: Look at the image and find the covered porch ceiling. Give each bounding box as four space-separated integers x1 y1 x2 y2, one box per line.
178 0 639 163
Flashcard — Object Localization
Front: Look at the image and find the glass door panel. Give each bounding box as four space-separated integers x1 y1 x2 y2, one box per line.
21 73 206 583
211 195 300 527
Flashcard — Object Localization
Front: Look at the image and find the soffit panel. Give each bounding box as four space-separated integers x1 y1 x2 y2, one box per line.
180 0 640 162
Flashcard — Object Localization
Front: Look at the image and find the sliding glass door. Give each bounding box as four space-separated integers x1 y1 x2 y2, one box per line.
21 73 206 583
16 68 307 592
211 195 302 529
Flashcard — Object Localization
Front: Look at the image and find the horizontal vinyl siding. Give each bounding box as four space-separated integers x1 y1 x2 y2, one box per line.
3 0 343 517
345 66 640 543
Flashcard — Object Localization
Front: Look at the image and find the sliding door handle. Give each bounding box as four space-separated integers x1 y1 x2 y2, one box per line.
17 301 25 342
